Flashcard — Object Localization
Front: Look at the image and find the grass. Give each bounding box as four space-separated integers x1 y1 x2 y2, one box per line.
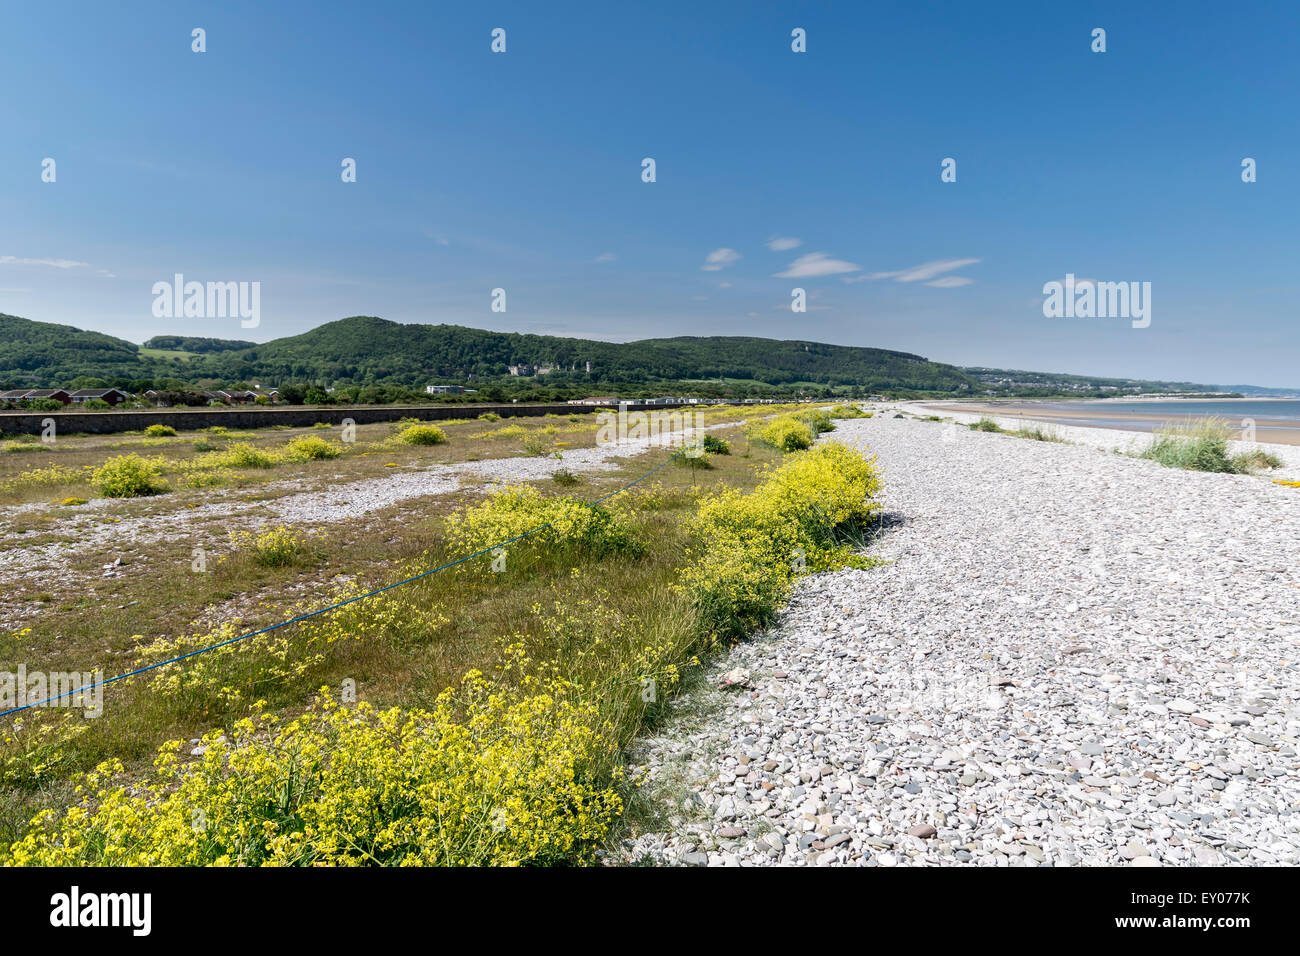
0 405 868 863
1014 422 1069 443
1139 417 1283 474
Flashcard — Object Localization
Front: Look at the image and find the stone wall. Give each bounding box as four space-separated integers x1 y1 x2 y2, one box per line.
0 403 634 436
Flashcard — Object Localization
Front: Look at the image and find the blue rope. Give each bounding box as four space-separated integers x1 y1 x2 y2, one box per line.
0 446 691 719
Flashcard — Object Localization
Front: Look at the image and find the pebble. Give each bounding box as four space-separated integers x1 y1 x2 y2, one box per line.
609 412 1300 867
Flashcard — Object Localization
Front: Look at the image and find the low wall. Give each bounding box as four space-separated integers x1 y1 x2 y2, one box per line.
0 403 647 436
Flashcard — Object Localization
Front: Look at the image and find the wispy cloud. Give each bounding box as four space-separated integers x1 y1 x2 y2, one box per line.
0 255 90 269
593 252 617 263
766 236 802 251
701 247 741 271
857 257 980 283
925 276 972 288
774 251 861 279
0 255 114 278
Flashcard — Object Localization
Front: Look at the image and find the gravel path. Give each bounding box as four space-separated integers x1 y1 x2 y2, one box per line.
615 413 1300 866
0 423 713 577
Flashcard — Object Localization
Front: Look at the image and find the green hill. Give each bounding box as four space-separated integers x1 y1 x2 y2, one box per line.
186 317 975 393
0 314 151 384
0 312 1230 398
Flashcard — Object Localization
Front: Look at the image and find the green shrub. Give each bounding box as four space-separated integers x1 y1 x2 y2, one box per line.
1015 423 1068 443
214 442 278 468
144 424 177 437
702 434 730 455
969 417 1004 433
682 442 882 639
283 435 342 461
753 415 815 452
91 455 169 498
446 485 640 560
1231 448 1283 472
397 424 448 446
229 525 318 567
312 422 332 430
1140 418 1239 473
799 410 835 434
829 404 867 420
477 412 501 422
6 687 620 866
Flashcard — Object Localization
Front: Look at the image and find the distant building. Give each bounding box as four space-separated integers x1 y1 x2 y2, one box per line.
426 385 468 395
69 388 129 406
24 389 73 405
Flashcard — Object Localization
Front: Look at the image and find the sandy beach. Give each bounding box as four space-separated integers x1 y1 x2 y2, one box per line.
920 400 1300 446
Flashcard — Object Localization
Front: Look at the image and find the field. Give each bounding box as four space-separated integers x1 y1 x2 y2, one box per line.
0 403 882 863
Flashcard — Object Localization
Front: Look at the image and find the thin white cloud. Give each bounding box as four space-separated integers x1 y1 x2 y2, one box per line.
926 276 972 288
774 251 861 279
701 247 741 271
718 281 732 289
0 256 90 269
766 236 802 251
594 252 616 263
863 257 980 283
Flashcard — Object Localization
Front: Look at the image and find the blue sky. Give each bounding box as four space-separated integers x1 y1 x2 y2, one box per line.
2 0 1298 386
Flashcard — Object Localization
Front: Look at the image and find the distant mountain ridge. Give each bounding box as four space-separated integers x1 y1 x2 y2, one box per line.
0 312 1272 398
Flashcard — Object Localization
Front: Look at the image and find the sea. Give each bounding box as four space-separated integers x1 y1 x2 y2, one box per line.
974 399 1300 439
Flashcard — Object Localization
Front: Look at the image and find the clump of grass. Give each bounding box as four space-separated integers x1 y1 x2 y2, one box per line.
446 484 641 559
144 424 177 437
799 409 835 434
683 442 882 640
674 452 715 470
312 422 332 430
1231 448 1283 472
211 442 278 469
551 468 581 486
1139 417 1252 473
1015 422 1068 443
229 525 319 567
829 403 868 419
702 434 730 455
969 417 1005 433
477 412 501 422
397 424 448 446
283 435 343 461
91 455 169 498
752 415 815 452
522 434 549 457
0 463 81 492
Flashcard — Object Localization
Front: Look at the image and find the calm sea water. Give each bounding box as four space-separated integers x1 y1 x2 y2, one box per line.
993 399 1300 434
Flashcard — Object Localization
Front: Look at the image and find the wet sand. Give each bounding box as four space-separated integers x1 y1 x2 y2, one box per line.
922 401 1300 446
